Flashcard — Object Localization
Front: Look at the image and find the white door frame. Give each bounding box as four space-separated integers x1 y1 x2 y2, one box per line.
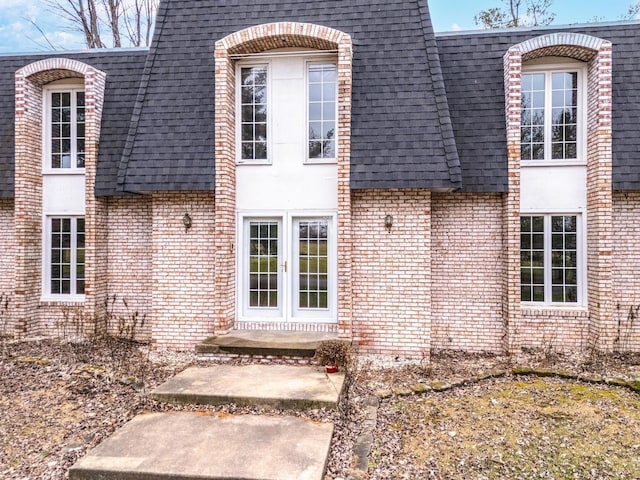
236 210 337 323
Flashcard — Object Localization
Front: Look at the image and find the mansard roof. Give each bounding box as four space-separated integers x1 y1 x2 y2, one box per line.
1 3 640 197
116 0 461 193
0 48 147 197
436 21 640 192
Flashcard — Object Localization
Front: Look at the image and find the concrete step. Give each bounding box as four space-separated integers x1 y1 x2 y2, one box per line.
195 330 345 358
150 364 346 410
69 412 333 480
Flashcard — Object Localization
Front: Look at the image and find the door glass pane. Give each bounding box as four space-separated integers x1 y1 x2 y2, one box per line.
248 221 278 308
298 220 328 310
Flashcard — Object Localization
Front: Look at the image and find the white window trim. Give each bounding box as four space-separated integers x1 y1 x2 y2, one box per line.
235 210 338 323
305 59 338 165
41 214 85 302
521 60 587 168
235 61 271 165
520 210 587 308
42 83 86 175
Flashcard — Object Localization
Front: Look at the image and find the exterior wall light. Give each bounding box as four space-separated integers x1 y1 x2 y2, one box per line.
384 214 393 233
182 212 192 231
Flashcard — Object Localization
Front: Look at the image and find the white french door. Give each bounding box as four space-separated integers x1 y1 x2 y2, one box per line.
240 214 336 323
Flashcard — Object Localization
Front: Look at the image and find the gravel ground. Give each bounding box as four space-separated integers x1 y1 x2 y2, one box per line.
0 338 363 480
1 339 639 480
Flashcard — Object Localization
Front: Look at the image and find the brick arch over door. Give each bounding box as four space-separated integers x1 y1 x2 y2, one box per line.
501 33 614 352
212 22 353 336
14 58 107 335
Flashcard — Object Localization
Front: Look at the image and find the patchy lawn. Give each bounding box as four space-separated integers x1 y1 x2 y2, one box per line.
2 338 639 480
370 376 640 479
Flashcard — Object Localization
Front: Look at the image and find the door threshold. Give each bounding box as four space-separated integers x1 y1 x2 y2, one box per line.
235 320 338 333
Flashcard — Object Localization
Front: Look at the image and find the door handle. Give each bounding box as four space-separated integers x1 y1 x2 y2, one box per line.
282 261 287 272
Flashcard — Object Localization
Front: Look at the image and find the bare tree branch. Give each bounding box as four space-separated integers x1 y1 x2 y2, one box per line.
42 0 157 48
475 0 555 28
26 18 58 50
101 0 122 47
622 1 640 19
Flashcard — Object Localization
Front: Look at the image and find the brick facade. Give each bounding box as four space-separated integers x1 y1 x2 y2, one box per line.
612 192 640 352
351 190 431 359
151 192 216 349
4 27 640 357
431 193 504 353
214 22 353 337
504 33 615 353
106 196 153 340
14 58 106 337
0 199 15 333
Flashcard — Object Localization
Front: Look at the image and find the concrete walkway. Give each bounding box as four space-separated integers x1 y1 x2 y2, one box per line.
69 412 333 480
151 364 346 409
69 364 344 480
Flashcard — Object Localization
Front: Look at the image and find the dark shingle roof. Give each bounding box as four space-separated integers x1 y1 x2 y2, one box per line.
117 0 461 192
436 21 640 192
0 49 147 197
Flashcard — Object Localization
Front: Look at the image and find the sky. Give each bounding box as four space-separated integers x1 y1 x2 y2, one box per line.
0 0 638 54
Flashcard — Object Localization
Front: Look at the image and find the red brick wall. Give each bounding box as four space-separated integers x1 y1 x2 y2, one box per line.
106 196 153 340
351 189 431 358
431 193 504 353
515 309 589 351
612 192 640 352
151 192 216 349
214 22 353 336
504 33 614 353
0 199 15 334
14 59 106 337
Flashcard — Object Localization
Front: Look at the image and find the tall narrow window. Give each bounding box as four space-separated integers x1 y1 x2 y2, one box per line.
521 214 579 304
49 90 85 169
298 220 329 310
308 63 336 160
240 66 268 161
521 70 579 161
49 217 85 296
248 221 279 308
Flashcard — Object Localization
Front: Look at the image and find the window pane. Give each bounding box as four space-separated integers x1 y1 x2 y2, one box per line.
298 220 329 310
248 221 279 309
522 71 579 161
550 215 578 303
240 66 268 161
308 64 337 159
521 214 580 304
520 216 544 303
521 74 546 161
255 142 267 160
49 217 84 296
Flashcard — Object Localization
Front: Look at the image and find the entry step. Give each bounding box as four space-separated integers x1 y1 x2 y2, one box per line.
151 364 346 410
69 412 333 480
196 330 346 357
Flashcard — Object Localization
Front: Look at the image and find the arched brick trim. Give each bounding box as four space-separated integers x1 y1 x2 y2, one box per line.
220 22 350 54
14 58 107 336
516 33 608 62
212 22 353 338
502 34 614 353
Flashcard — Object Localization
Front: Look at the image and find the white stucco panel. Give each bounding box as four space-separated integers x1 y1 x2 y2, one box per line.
43 174 85 213
236 54 338 211
521 165 586 213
